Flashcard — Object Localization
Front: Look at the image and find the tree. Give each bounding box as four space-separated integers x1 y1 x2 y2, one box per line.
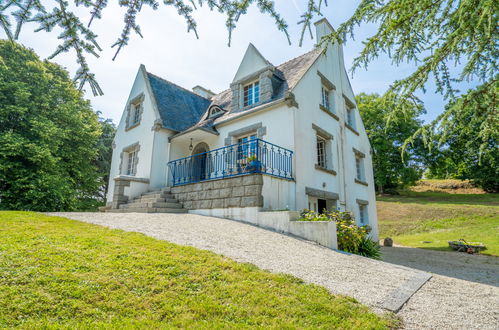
421 81 498 192
356 93 425 193
0 40 103 211
324 0 498 154
95 113 116 200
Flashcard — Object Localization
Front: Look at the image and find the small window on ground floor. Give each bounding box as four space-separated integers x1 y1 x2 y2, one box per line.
358 204 368 225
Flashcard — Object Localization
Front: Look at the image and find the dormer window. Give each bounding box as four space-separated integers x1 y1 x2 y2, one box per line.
243 81 260 107
207 106 224 119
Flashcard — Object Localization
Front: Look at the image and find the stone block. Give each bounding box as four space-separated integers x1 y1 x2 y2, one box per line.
197 190 208 200
171 186 183 194
182 201 193 209
241 196 263 207
207 189 220 199
242 174 263 185
192 200 202 209
232 186 245 197
192 183 203 192
219 188 232 198
244 184 262 196
211 199 224 208
212 179 225 189
187 192 198 200
229 177 242 187
225 197 241 208
202 181 213 190
199 200 212 209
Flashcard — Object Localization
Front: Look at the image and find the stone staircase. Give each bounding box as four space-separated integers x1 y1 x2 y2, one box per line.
111 187 188 213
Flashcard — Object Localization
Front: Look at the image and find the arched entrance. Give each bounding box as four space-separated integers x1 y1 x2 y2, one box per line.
191 142 209 181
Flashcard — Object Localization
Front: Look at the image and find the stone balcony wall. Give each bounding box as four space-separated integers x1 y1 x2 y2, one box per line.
170 174 264 210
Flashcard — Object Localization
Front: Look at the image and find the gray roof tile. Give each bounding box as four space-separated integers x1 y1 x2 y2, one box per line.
148 48 321 135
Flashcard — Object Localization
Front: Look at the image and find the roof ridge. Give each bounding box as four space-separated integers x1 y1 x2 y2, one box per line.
147 72 211 101
276 48 321 69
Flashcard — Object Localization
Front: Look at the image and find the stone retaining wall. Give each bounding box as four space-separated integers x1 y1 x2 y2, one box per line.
171 174 264 210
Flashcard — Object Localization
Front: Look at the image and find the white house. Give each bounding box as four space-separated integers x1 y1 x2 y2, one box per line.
106 18 378 241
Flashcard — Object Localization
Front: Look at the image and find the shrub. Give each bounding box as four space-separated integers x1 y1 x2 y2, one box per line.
357 236 382 260
298 209 381 259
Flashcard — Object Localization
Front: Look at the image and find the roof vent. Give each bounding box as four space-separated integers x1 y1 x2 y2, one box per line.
192 85 216 100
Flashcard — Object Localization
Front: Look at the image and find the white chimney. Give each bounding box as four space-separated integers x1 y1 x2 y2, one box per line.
314 18 335 42
192 85 216 100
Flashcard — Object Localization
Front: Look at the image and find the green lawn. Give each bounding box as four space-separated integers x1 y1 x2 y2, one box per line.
377 192 499 256
0 211 394 329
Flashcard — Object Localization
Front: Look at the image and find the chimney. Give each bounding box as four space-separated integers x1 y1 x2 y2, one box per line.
314 18 334 42
192 85 216 100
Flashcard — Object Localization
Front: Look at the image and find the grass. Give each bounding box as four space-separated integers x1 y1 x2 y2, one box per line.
0 211 394 329
377 191 499 256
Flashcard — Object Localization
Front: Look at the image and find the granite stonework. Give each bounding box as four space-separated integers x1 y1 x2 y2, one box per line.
171 174 264 210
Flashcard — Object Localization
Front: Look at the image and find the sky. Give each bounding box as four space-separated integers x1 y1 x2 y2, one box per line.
6 0 479 125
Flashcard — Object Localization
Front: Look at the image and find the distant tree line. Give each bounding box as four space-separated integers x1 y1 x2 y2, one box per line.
357 85 498 193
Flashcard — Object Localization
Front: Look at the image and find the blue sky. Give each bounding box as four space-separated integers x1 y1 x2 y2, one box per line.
6 0 478 124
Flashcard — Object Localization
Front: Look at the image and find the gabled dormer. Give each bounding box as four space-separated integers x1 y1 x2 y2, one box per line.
230 43 283 112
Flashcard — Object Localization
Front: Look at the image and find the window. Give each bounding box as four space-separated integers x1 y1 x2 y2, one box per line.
237 134 257 161
126 149 138 176
126 93 144 129
355 156 363 180
131 103 142 125
321 85 330 110
358 204 368 225
347 107 355 127
243 81 260 106
208 106 224 118
316 136 327 168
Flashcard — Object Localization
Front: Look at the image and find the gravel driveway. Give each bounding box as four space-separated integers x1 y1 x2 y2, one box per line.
51 212 499 329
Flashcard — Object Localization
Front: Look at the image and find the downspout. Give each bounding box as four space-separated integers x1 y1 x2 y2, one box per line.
337 44 348 211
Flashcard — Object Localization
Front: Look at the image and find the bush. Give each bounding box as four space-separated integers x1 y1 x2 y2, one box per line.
357 236 382 260
298 209 381 259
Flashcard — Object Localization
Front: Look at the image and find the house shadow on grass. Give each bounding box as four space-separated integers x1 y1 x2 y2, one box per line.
381 245 499 287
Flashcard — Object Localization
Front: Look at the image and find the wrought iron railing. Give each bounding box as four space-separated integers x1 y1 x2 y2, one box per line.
168 138 293 186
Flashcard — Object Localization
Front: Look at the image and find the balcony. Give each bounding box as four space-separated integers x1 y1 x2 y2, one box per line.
168 138 293 186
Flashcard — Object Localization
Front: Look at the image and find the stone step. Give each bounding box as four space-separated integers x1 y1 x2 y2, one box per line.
121 202 182 209
140 193 174 199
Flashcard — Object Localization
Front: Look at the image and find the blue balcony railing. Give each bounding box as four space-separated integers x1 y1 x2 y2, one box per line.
168 138 293 186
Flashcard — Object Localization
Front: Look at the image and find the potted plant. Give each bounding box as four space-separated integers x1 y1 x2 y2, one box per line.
245 154 261 172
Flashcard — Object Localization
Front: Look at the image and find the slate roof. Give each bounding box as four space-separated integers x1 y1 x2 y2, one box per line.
149 48 322 135
147 73 212 132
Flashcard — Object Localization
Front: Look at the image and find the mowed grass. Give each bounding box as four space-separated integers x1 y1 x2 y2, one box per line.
0 212 394 329
377 192 499 256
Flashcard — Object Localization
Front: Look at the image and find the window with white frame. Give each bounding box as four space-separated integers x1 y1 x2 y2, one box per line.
243 81 260 106
316 135 327 168
126 149 138 176
355 156 364 181
126 94 144 129
237 133 257 161
321 85 330 110
358 203 368 225
347 106 356 128
131 103 142 125
208 106 224 118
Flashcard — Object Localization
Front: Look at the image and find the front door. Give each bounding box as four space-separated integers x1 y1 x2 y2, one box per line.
191 143 209 182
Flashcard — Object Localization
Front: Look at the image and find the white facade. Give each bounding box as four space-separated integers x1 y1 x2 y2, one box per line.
107 18 378 240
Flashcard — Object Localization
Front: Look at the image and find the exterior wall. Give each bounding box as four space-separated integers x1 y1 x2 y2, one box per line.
291 38 378 239
171 174 264 209
106 67 172 204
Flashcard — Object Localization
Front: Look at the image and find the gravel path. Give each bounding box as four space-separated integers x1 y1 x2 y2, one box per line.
50 212 499 329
